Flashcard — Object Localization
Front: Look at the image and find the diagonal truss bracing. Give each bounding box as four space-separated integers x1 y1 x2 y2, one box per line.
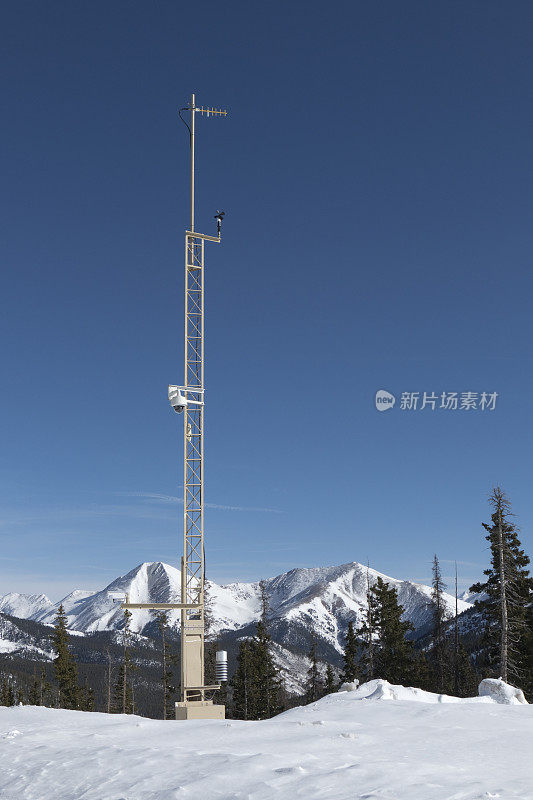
184 234 205 614
180 232 209 703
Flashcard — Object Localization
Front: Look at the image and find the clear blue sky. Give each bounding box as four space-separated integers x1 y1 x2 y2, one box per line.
1 1 532 599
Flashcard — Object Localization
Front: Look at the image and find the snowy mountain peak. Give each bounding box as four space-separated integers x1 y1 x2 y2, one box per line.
0 592 54 620
44 561 185 633
104 561 182 605
0 560 473 647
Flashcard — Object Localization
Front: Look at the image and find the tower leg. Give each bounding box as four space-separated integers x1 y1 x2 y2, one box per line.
175 701 225 720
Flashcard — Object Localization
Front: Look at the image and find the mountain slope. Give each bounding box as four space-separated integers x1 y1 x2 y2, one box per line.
0 614 54 659
0 592 53 620
1 561 472 650
34 562 184 633
0 560 477 697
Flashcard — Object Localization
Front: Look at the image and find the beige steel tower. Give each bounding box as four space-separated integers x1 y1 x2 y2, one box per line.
123 94 227 720
172 93 227 720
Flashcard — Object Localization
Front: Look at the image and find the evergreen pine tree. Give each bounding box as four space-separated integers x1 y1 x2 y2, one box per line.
305 636 324 703
79 676 95 711
111 665 133 714
153 610 177 719
356 568 378 682
1 679 15 706
453 561 460 696
28 668 41 706
203 579 215 638
40 666 53 707
520 603 533 699
252 620 282 719
231 639 253 719
470 487 532 683
412 651 433 691
130 681 136 715
204 640 217 687
111 608 135 713
7 681 15 706
450 562 479 697
259 580 270 626
325 664 336 695
454 643 479 697
105 648 113 714
341 622 359 684
52 604 79 709
430 554 451 693
371 577 415 685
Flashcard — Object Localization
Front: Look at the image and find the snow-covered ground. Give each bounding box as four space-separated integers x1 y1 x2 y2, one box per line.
1 680 531 800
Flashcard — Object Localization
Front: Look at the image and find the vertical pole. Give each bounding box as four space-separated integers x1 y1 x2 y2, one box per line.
178 95 226 717
182 90 195 701
190 93 195 233
454 561 459 695
180 554 185 698
200 235 205 700
497 504 508 683
181 93 204 704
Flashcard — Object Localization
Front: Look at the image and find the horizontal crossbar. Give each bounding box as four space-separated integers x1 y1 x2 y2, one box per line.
186 230 221 243
121 603 202 610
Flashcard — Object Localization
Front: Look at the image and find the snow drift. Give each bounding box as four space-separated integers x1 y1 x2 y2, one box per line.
0 680 531 800
335 677 529 705
478 677 528 705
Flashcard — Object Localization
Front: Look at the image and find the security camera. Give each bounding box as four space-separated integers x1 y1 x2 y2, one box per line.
168 385 204 414
168 385 187 414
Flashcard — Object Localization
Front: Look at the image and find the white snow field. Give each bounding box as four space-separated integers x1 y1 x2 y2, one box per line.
0 680 531 800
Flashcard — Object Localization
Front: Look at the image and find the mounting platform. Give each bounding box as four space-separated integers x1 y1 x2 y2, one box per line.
175 701 225 720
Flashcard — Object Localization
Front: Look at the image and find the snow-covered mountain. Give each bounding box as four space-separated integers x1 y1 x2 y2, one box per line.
0 592 54 620
0 561 472 655
0 615 54 660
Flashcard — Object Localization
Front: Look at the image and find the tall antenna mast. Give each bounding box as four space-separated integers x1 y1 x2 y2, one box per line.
175 93 227 719
121 93 227 721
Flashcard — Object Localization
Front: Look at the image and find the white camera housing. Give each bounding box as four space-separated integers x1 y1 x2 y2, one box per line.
168 386 187 413
168 385 204 414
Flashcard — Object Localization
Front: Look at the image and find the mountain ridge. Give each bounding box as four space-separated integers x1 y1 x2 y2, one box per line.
0 560 472 653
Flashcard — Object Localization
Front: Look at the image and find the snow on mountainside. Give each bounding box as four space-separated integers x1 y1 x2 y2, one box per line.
33 562 184 633
1 680 531 800
0 615 53 659
0 561 472 652
0 592 53 620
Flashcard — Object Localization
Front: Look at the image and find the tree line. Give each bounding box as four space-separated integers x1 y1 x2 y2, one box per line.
229 487 531 715
2 486 531 716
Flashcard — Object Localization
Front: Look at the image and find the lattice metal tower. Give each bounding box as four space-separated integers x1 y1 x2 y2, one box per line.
122 94 227 720
174 93 227 719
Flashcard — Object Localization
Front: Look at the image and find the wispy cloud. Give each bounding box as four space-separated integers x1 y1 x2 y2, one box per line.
439 559 484 569
208 543 298 553
116 491 283 514
0 504 177 530
206 501 282 513
117 491 181 503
